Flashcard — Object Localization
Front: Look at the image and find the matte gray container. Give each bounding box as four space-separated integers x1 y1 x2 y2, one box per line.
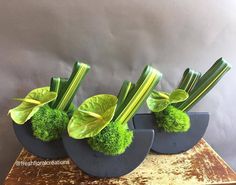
62 129 154 178
13 121 67 159
133 112 209 154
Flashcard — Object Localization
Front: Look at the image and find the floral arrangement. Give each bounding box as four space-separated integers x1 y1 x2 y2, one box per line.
146 58 231 133
8 57 231 159
9 62 162 156
9 62 90 141
67 65 162 155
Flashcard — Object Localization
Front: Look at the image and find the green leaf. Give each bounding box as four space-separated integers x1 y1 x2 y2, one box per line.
8 87 57 125
116 80 135 111
169 89 189 104
49 77 68 107
53 62 90 111
114 65 162 124
177 68 201 93
67 94 117 139
146 96 170 112
177 58 231 111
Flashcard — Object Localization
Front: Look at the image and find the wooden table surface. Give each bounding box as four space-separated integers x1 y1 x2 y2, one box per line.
4 139 236 185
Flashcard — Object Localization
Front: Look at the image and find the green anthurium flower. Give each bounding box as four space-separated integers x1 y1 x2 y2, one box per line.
169 89 189 104
67 94 117 139
8 87 57 124
146 96 170 112
147 89 188 113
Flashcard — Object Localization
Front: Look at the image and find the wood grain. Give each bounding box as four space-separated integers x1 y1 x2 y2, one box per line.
4 139 236 185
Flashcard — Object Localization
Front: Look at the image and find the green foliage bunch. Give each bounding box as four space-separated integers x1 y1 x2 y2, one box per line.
147 89 190 132
31 105 69 141
88 122 133 156
155 105 190 132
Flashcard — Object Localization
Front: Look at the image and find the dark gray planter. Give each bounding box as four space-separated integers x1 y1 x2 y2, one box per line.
62 129 154 178
12 121 67 159
133 112 209 154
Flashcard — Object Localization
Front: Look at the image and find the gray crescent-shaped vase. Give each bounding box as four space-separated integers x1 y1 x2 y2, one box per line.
132 112 209 154
62 129 154 178
12 121 67 159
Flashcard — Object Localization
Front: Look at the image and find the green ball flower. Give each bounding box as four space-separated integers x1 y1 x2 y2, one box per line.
31 105 69 142
88 122 133 156
155 105 190 133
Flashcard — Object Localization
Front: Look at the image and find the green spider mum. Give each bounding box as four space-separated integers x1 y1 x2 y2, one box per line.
31 105 69 142
155 105 190 132
88 121 133 156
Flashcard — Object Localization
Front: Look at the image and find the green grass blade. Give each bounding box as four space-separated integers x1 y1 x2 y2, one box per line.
49 77 68 108
177 58 231 111
114 66 162 124
178 68 201 93
194 58 224 86
116 80 135 112
53 62 90 111
174 68 201 108
122 69 161 124
113 66 150 120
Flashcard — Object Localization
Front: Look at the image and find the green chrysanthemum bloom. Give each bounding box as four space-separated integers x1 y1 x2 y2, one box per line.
88 121 133 156
31 105 69 142
155 105 190 132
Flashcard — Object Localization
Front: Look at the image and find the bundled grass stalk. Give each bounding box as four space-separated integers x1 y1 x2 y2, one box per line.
49 77 68 107
177 58 231 111
174 68 201 108
177 68 201 93
52 62 90 111
116 80 135 111
114 66 162 124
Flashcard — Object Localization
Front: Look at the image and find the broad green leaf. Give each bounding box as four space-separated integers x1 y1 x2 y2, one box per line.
68 94 117 139
8 87 57 124
169 89 189 104
146 96 170 112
